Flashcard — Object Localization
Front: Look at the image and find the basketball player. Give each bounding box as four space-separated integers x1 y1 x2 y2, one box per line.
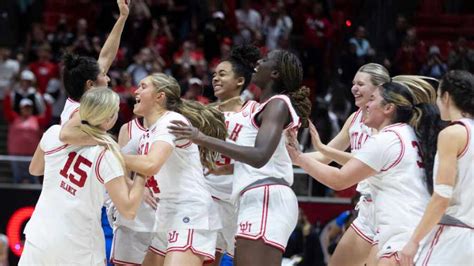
110 116 156 265
294 63 390 265
19 88 147 265
123 73 226 266
60 0 130 126
169 50 312 266
286 82 442 265
400 70 474 266
304 73 439 265
206 44 261 265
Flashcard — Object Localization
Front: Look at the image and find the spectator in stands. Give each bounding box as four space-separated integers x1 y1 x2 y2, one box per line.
44 77 66 125
10 70 45 115
0 233 7 266
385 14 408 60
0 47 20 110
394 27 426 75
127 47 164 86
235 0 263 44
28 43 59 94
47 17 74 61
202 11 231 62
349 26 372 63
303 1 332 92
420 45 448 79
147 17 174 66
71 18 91 53
4 98 51 183
25 23 47 62
182 77 210 104
262 6 292 50
113 72 136 123
173 40 207 73
448 37 474 72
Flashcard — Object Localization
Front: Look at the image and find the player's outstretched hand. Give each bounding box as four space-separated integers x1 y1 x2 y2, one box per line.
168 120 204 142
285 129 303 166
308 120 324 151
399 240 418 266
117 0 130 18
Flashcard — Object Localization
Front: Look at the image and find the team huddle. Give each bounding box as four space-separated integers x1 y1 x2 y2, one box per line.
17 1 473 266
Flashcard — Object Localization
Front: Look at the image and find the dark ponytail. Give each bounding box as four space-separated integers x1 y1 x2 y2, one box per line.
380 82 444 193
62 53 100 101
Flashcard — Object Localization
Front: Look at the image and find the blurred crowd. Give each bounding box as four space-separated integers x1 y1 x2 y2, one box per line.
1 0 473 190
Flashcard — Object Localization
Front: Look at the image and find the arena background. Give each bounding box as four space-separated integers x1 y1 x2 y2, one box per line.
1 0 474 265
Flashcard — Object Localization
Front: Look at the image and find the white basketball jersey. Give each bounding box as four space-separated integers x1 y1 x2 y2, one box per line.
127 117 147 140
143 111 215 231
232 95 300 197
116 117 154 232
205 101 257 200
24 125 124 264
436 118 474 227
60 98 80 125
354 123 430 247
348 108 373 194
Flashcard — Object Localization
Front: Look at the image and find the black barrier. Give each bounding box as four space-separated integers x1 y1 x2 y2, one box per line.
0 184 41 265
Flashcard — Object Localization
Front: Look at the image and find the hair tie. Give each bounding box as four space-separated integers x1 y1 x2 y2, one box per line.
81 120 90 125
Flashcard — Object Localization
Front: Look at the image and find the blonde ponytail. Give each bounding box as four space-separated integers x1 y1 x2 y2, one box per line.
79 87 125 171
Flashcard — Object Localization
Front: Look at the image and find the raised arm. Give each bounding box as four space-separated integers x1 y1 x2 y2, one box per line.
305 112 355 164
399 126 463 266
308 120 354 165
169 99 290 168
97 0 130 74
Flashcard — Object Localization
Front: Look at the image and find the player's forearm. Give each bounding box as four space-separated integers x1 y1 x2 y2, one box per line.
305 151 333 165
126 176 146 219
195 135 270 168
318 145 353 165
296 155 347 190
98 15 127 73
124 154 161 176
59 125 97 146
410 194 450 244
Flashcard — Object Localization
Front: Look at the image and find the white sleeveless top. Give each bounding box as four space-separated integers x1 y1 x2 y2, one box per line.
205 101 257 200
436 118 474 227
24 125 123 264
232 95 300 198
129 111 217 231
355 123 430 247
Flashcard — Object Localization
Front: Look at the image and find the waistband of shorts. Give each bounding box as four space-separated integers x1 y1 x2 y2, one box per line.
240 177 290 196
439 215 473 229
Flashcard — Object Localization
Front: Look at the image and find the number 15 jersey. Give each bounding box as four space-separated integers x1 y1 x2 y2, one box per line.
24 125 124 264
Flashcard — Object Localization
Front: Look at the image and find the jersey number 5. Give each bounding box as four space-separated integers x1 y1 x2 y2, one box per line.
59 152 93 187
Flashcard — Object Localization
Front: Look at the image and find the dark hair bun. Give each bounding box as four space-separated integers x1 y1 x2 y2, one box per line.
230 45 261 70
63 53 80 69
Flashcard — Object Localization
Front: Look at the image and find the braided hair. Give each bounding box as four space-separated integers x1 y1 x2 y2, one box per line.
271 50 311 127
